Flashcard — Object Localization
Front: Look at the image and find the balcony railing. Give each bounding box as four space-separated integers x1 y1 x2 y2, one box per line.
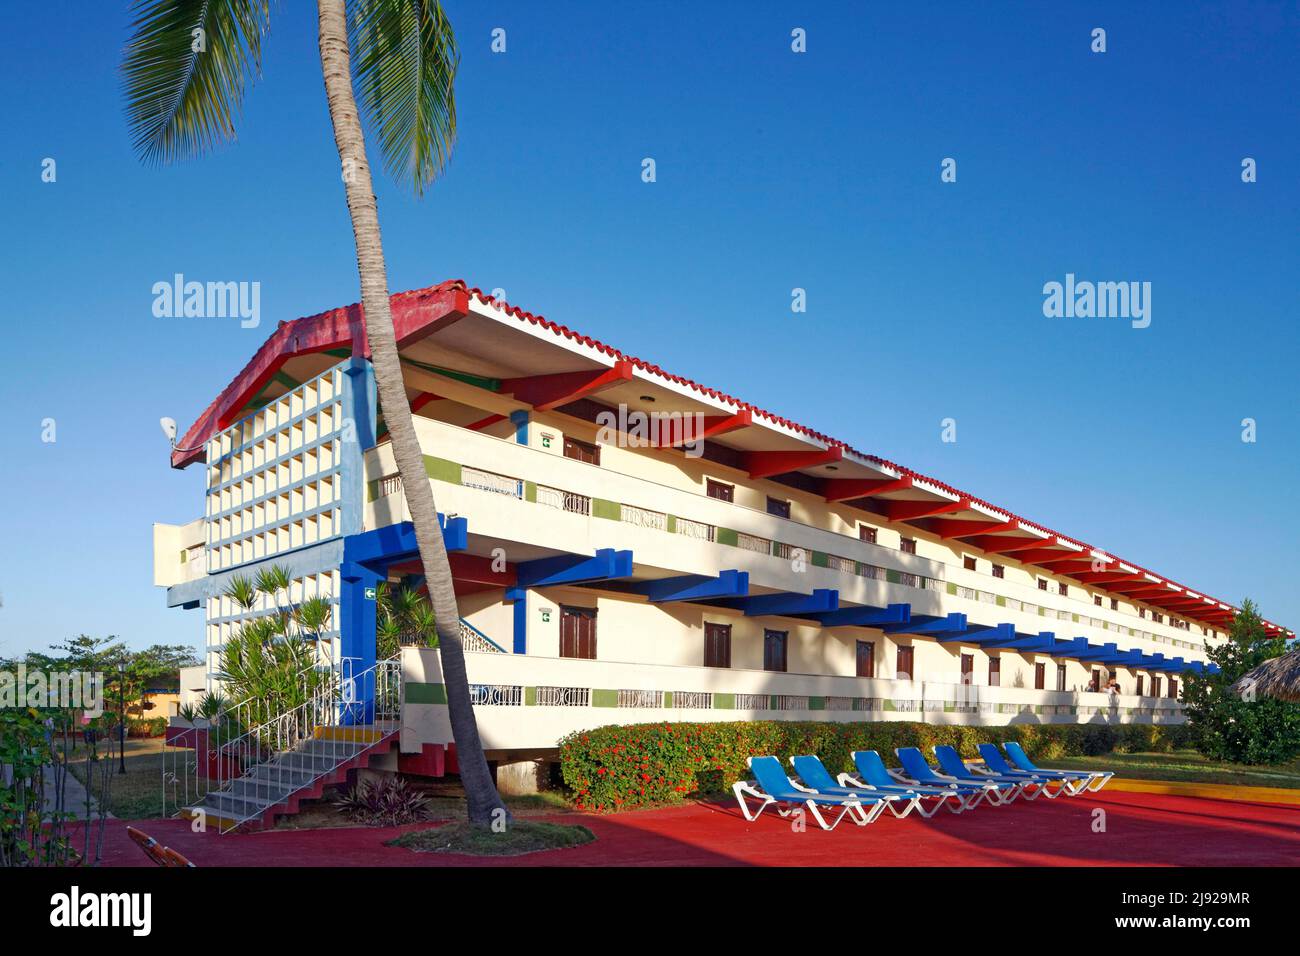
379 427 1216 653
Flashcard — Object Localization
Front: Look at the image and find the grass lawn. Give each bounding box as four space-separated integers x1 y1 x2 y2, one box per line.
65 738 211 819
387 820 595 857
1045 750 1300 789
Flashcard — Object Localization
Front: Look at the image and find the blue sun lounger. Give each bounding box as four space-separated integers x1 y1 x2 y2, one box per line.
894 747 1014 806
932 745 1039 801
844 750 972 814
975 743 1076 798
1002 741 1113 792
788 755 924 819
733 755 894 829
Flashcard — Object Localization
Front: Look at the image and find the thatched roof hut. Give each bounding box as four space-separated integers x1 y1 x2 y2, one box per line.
1231 648 1300 703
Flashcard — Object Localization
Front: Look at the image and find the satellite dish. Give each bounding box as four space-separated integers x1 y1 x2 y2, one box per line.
160 417 177 445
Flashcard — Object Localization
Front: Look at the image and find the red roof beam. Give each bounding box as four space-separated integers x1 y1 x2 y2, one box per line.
745 445 844 480
655 409 753 448
466 413 507 432
410 391 443 414
962 534 1055 555
880 497 972 522
822 475 912 503
927 518 1021 539
500 359 635 411
447 553 516 588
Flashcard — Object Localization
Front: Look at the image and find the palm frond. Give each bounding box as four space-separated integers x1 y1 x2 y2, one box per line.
254 564 291 597
121 0 273 164
348 0 459 194
295 596 334 636
222 574 258 611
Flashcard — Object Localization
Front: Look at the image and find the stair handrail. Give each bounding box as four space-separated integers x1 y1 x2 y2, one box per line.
209 653 402 833
459 618 508 654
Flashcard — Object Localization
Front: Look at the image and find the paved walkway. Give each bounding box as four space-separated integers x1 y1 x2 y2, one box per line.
95 788 1299 867
43 762 112 821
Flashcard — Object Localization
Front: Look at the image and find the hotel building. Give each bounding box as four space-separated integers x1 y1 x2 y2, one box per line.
153 279 1291 803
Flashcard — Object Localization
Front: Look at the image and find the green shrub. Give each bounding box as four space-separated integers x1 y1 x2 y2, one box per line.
559 720 1188 812
127 717 168 738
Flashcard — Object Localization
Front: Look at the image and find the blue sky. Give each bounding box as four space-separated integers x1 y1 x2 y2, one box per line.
1 1 1296 657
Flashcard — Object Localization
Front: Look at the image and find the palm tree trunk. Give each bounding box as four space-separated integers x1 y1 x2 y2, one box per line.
316 0 508 829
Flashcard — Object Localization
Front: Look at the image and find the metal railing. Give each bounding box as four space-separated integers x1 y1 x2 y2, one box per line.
675 517 715 542
620 504 668 531
536 485 591 516
459 619 507 654
534 686 590 707
468 683 523 706
735 532 773 555
461 466 523 498
185 655 401 834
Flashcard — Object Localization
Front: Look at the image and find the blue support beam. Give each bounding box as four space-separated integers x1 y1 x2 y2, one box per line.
884 612 967 636
936 622 1016 644
1075 641 1127 664
983 630 1055 651
1044 637 1090 657
709 588 839 618
515 548 634 588
628 570 750 603
816 603 911 628
341 516 467 566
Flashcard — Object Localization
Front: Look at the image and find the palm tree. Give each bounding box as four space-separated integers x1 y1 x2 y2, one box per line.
122 0 508 828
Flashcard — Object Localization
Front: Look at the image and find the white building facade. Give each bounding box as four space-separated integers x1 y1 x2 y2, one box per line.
153 280 1292 775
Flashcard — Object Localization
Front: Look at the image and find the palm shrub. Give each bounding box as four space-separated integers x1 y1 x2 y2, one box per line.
216 567 335 735
376 582 439 659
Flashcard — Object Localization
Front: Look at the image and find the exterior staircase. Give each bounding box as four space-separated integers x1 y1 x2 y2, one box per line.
181 655 402 833
188 723 400 833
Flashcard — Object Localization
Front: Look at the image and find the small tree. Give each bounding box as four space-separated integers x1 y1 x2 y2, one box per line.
1182 599 1300 765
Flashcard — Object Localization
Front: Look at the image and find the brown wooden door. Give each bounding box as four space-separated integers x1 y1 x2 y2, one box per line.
1056 664 1067 691
1034 662 1046 690
855 640 875 678
763 629 787 672
897 645 915 680
960 654 974 684
559 605 597 659
563 436 600 465
704 622 731 668
988 656 1001 687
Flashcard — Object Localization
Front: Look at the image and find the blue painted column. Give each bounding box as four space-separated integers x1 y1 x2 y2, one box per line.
509 409 529 445
340 560 384 724
506 586 527 654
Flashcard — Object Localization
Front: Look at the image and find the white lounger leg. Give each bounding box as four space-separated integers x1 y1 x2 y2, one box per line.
733 782 775 822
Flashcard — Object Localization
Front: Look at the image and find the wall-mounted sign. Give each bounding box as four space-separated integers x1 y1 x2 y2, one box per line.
364 587 376 601
540 608 552 623
540 432 555 449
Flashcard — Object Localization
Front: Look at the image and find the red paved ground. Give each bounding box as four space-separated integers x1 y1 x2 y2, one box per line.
98 790 1300 867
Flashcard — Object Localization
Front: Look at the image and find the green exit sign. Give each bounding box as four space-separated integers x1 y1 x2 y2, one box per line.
364 587 376 601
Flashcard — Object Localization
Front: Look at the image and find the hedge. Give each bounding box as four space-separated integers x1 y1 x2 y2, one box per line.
127 717 168 738
558 720 1194 812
